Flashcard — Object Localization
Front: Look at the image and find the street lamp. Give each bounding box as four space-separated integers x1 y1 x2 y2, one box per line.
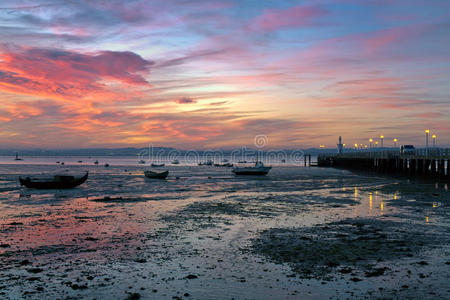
380 135 384 148
354 143 358 150
393 138 398 148
375 141 378 148
432 134 436 147
425 129 429 148
369 138 373 148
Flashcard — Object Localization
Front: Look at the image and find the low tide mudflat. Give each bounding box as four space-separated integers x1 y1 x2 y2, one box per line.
0 162 449 299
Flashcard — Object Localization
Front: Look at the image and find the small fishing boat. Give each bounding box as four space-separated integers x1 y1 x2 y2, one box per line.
104 163 110 167
232 161 271 175
151 163 165 167
171 159 180 165
14 152 23 161
138 160 146 164
199 160 213 166
19 172 88 189
94 160 99 165
144 170 169 179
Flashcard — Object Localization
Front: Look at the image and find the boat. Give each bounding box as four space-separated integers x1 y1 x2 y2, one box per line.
138 160 146 164
144 170 169 179
14 152 23 161
232 161 271 175
151 163 165 167
94 160 99 165
78 160 83 163
19 172 88 189
104 163 110 167
171 159 180 165
214 163 233 167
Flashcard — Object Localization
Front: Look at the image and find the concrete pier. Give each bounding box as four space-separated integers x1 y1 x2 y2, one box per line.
318 148 450 182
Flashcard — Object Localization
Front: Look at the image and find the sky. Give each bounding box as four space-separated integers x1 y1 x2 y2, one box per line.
0 0 449 149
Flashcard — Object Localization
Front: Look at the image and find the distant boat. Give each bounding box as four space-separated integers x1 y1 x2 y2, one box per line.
94 160 99 165
281 159 286 163
171 159 180 165
238 160 247 163
104 163 110 167
144 170 169 179
199 160 213 166
151 163 165 167
14 152 23 161
214 163 233 167
78 160 83 163
61 162 64 165
222 159 229 162
19 172 88 189
138 160 146 164
232 161 271 175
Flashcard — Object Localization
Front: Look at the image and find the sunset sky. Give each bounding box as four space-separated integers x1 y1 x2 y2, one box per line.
0 0 449 149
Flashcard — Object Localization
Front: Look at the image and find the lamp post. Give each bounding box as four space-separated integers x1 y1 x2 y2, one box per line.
432 134 436 147
369 138 373 148
425 129 429 148
375 141 378 148
393 138 398 148
380 135 384 148
354 143 358 150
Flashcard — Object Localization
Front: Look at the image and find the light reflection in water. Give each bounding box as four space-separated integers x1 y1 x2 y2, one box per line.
369 192 373 212
394 193 397 200
426 216 429 223
354 187 358 200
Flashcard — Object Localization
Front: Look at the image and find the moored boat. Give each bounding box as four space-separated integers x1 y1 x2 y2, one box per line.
151 163 165 167
14 152 23 161
171 159 180 165
19 172 88 189
232 161 271 175
144 170 169 179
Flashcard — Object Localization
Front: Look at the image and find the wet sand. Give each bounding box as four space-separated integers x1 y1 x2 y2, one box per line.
0 164 449 299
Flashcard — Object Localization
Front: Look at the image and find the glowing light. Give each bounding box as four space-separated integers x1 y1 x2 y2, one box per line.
425 129 430 133
432 134 436 139
380 135 384 139
369 138 373 142
394 193 397 200
426 216 429 223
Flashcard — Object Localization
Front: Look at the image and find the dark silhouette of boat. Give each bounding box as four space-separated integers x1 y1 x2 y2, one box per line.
19 172 88 189
151 163 165 167
144 170 169 179
14 152 23 161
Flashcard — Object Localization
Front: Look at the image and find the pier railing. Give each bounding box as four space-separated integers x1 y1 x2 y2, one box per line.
319 148 450 159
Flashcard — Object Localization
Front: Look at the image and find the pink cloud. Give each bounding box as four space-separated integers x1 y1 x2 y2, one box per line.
249 6 326 32
0 47 153 101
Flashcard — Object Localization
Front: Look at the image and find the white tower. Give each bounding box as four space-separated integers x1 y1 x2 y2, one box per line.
337 136 343 154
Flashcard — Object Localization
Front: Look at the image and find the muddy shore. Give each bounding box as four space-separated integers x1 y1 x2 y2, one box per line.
0 165 449 299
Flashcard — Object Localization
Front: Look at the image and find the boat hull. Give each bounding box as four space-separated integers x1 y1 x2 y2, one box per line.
19 172 88 189
232 167 271 175
144 170 169 179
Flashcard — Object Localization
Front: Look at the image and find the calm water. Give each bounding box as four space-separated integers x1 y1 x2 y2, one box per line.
0 157 448 299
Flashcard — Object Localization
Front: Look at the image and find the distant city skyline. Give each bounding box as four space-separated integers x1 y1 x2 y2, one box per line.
0 0 449 148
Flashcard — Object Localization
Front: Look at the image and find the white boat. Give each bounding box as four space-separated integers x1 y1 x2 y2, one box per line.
232 161 271 175
171 159 180 165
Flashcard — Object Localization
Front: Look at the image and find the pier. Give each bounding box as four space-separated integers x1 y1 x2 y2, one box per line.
318 148 450 181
